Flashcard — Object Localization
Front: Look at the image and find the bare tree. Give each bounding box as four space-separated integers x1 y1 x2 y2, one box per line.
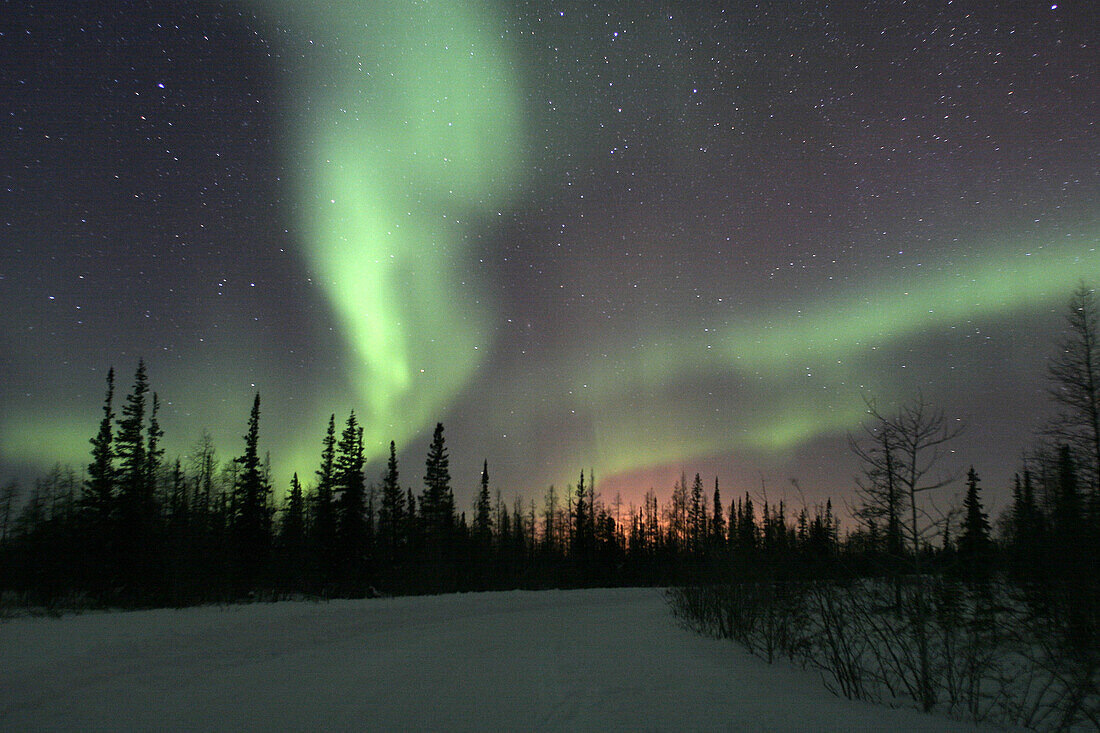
186 430 219 517
852 395 964 562
541 484 559 552
0 480 19 545
851 394 964 711
1046 283 1100 494
850 429 904 559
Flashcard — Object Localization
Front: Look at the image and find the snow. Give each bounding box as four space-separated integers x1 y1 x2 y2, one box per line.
2 588 987 730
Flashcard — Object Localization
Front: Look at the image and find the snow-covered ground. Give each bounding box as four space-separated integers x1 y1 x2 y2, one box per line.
2 588 985 731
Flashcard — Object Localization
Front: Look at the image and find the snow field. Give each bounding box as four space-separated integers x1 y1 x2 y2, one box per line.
2 588 987 730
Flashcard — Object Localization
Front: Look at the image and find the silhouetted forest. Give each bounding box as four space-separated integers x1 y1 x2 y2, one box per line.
2 287 1098 728
669 285 1100 730
0 356 849 605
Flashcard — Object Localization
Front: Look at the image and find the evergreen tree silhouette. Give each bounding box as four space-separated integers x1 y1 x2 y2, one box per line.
572 470 588 558
728 497 740 550
421 423 453 549
688 473 704 554
146 392 164 494
711 477 726 547
115 361 149 524
739 493 758 552
281 474 305 553
405 488 418 552
1051 444 1094 648
474 460 493 548
114 360 157 593
81 367 116 588
958 466 991 580
232 393 272 585
334 412 367 581
313 414 338 581
670 473 688 551
1053 445 1083 553
378 440 404 562
82 367 116 521
1011 469 1043 581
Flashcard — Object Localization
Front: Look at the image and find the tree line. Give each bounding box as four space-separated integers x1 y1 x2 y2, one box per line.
1 285 1097 627
0 361 850 606
670 285 1100 730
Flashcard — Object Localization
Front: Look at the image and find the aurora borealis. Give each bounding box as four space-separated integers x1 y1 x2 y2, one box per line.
248 0 526 457
1 1 1097 508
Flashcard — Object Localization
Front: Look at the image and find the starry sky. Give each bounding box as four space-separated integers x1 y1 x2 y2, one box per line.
1 1 1097 514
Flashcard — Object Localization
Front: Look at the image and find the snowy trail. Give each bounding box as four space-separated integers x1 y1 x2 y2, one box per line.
2 588 977 731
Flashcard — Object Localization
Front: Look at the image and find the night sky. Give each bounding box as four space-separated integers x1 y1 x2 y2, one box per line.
2 1 1097 514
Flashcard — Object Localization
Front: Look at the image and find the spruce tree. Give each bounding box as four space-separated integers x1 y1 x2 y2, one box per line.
232 393 271 581
313 414 338 575
81 367 117 589
364 481 376 553
82 367 116 526
711 477 725 546
1051 445 1094 648
1054 445 1083 544
739 493 757 552
421 423 453 546
474 460 493 548
588 469 596 535
145 392 164 494
167 458 187 521
114 360 157 592
688 473 704 553
728 497 739 550
405 488 418 551
670 473 688 551
334 412 367 573
281 473 305 553
1012 469 1043 580
498 496 511 552
958 466 991 577
378 440 404 559
775 500 789 555
115 361 149 526
796 508 809 550
572 470 588 558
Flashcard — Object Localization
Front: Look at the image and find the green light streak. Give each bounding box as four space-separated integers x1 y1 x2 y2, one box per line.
2 415 93 472
251 0 525 460
498 234 1099 484
721 238 1100 371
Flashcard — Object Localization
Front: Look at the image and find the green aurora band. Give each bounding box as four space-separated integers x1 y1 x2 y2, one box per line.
488 234 1100 483
230 5 1100 487
238 5 1100 488
248 0 525 463
3 4 1095 496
